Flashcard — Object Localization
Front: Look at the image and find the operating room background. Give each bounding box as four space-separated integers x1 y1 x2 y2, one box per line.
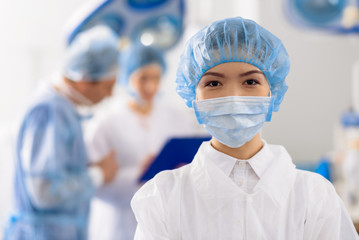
1 0 359 235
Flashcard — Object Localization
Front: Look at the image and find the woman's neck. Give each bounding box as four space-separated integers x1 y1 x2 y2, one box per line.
128 99 153 116
211 133 263 160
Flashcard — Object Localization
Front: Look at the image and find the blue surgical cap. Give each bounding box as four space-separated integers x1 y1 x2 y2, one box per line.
119 44 166 86
63 25 119 82
176 17 290 112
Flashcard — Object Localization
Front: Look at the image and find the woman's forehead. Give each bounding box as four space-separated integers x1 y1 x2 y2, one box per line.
205 62 261 73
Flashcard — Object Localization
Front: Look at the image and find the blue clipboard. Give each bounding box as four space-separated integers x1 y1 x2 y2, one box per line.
138 136 211 182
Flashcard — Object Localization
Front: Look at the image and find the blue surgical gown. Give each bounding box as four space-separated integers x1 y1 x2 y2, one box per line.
4 85 95 240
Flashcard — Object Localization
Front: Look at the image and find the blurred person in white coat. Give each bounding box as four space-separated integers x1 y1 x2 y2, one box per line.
85 44 196 240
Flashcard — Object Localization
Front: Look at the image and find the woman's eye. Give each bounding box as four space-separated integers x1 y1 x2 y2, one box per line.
244 79 259 86
205 81 221 87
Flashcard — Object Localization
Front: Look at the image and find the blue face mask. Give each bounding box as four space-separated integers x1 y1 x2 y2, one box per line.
193 96 273 148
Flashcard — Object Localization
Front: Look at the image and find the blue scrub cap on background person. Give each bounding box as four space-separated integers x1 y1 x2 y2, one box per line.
119 44 166 86
63 25 119 82
176 16 290 113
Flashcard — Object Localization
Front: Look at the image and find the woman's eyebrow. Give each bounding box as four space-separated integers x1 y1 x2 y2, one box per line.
202 72 225 78
239 70 264 77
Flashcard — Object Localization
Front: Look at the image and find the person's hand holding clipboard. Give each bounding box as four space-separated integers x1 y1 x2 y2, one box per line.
138 137 211 183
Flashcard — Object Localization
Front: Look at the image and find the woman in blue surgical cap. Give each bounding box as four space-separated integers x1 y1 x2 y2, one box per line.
131 17 359 239
4 25 119 240
85 44 193 240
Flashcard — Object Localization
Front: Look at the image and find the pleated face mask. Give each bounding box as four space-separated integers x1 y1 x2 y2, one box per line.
193 96 273 148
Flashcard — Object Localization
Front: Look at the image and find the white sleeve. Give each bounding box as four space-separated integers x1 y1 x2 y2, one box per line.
26 166 102 208
338 199 359 239
85 112 143 208
84 115 113 163
133 225 149 240
312 195 359 239
95 166 139 207
133 224 170 240
88 166 104 188
304 176 359 239
131 174 173 240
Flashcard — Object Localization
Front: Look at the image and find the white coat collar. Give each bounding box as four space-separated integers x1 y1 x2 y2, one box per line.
191 141 297 214
206 140 273 179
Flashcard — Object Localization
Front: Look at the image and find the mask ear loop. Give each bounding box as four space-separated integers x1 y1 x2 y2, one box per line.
265 89 274 122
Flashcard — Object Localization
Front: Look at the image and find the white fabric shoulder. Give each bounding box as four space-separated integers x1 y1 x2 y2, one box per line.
132 165 188 202
267 144 290 158
84 102 128 162
295 169 359 238
131 166 189 240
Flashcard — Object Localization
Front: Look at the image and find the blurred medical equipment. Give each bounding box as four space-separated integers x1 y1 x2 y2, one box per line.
286 0 359 228
176 17 290 116
65 0 185 50
317 61 359 223
284 0 359 33
339 112 359 221
337 61 359 222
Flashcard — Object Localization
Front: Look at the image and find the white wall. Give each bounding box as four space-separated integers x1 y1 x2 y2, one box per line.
259 0 359 162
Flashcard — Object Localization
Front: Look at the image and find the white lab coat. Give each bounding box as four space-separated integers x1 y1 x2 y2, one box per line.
85 98 198 240
131 141 359 240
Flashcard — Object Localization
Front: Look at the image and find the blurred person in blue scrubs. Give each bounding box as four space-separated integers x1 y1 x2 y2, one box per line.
85 44 195 240
4 25 120 240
